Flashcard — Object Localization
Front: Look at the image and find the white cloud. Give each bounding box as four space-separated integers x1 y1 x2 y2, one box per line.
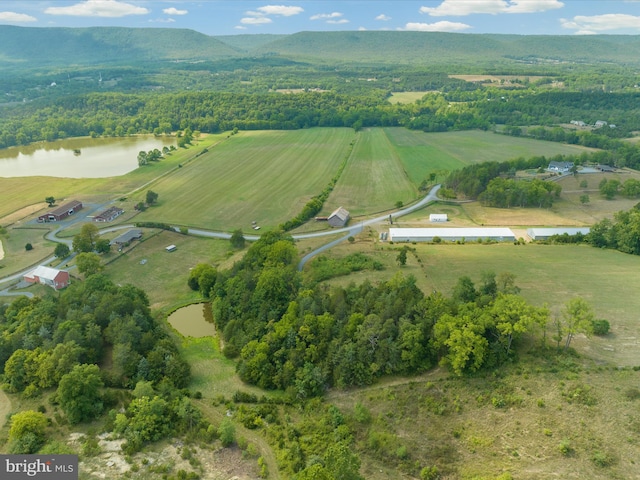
376 14 391 21
45 0 149 18
241 16 272 25
234 25 247 30
0 11 37 22
256 5 303 17
420 0 563 16
163 7 188 16
403 20 472 32
327 19 349 24
358 26 367 31
310 12 343 20
561 14 640 33
150 17 175 23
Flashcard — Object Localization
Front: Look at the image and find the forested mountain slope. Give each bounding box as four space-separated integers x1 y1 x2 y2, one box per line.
0 26 241 66
2 26 640 69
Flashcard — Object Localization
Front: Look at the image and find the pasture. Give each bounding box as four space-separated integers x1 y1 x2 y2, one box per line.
387 92 431 104
133 128 355 230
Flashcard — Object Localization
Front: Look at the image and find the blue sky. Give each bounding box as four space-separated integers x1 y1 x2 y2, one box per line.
1 1 639 36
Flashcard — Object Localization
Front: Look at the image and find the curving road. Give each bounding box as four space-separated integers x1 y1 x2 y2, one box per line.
0 185 441 295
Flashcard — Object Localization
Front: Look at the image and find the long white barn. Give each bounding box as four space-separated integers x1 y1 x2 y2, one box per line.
389 227 516 242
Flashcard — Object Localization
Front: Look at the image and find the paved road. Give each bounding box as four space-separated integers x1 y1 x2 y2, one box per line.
1 185 441 295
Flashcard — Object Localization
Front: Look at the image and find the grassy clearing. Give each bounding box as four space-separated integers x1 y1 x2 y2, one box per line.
326 128 417 216
387 92 432 104
134 128 354 231
103 230 232 313
384 128 597 187
0 227 57 277
331 360 640 480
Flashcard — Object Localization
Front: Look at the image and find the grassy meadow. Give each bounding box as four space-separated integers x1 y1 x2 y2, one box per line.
133 128 355 230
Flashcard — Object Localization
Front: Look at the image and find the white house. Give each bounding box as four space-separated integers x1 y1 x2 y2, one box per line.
429 214 448 223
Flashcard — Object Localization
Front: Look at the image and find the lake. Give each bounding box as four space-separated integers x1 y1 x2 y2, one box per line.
0 136 176 178
167 303 216 338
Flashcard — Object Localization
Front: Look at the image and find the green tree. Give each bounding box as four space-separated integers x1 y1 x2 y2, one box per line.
580 194 590 205
324 441 364 480
54 243 70 258
57 364 104 424
396 247 408 266
230 229 245 249
76 252 103 276
45 196 56 207
25 243 33 251
72 223 100 253
561 298 595 350
452 276 477 304
146 190 159 205
95 238 111 254
8 410 49 454
218 417 236 447
491 294 548 355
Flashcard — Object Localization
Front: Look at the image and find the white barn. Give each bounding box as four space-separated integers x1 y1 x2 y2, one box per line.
527 227 590 240
429 214 448 223
389 228 515 243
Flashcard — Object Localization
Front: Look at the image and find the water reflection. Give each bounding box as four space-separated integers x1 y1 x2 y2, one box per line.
0 136 175 178
167 303 215 338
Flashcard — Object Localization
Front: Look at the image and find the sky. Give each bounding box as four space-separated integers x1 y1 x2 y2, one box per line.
0 0 639 36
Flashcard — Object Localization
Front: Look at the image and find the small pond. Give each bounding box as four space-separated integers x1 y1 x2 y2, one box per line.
0 135 175 178
167 303 215 338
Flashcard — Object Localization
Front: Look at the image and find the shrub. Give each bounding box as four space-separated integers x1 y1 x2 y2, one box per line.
25 243 33 251
591 450 615 467
591 319 610 336
420 465 439 480
558 439 574 457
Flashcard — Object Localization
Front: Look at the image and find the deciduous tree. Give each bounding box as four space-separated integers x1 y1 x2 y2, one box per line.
57 364 104 424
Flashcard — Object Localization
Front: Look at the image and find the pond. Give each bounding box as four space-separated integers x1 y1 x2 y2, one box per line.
0 135 176 178
167 303 216 338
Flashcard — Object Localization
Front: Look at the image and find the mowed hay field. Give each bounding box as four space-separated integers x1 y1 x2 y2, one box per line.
384 128 598 187
315 240 640 366
134 128 355 230
325 128 417 216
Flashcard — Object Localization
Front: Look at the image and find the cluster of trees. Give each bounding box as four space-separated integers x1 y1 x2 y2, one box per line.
479 177 561 208
196 233 600 397
589 206 640 255
0 276 190 424
599 178 640 200
444 155 566 201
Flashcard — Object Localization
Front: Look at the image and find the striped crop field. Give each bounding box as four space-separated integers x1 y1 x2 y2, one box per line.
134 128 355 230
324 128 417 216
384 128 598 186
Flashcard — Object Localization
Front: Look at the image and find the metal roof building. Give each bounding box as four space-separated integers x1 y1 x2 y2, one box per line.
110 228 143 246
527 227 590 240
328 207 350 228
389 227 515 243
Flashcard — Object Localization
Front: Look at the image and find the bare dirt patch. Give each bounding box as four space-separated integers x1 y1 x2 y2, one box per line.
0 203 48 226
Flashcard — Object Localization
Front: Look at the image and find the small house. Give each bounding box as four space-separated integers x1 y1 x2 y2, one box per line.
24 265 70 290
165 244 177 252
548 161 574 173
430 214 448 223
594 120 608 128
328 207 350 228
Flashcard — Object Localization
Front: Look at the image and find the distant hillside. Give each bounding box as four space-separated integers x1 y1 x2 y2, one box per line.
253 31 640 66
214 34 288 52
0 26 241 66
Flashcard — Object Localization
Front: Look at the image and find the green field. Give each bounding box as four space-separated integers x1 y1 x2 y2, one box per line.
384 128 598 187
134 128 355 230
387 92 431 104
325 128 417 216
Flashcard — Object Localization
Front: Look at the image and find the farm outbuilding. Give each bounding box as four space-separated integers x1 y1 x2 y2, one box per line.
389 227 516 243
110 228 143 247
94 206 124 222
328 207 350 228
430 214 448 223
24 265 70 290
527 227 590 240
37 200 83 222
